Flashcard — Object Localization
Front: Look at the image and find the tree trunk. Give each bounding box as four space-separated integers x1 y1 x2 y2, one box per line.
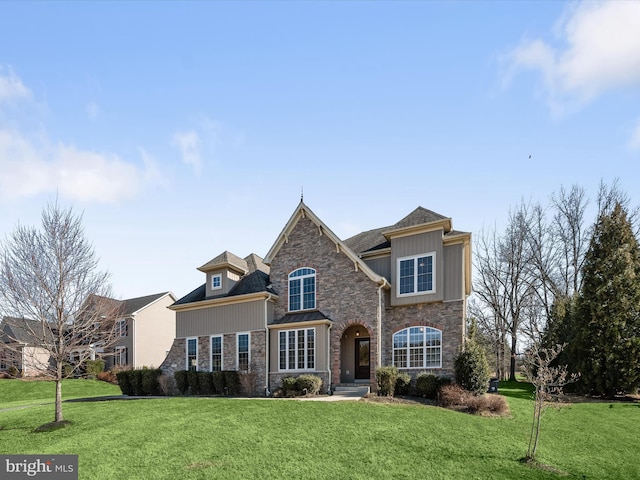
55 363 64 422
509 334 518 381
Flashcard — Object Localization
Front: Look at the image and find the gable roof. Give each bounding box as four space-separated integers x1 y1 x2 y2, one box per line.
121 292 175 316
1 317 55 345
263 201 389 287
198 251 249 274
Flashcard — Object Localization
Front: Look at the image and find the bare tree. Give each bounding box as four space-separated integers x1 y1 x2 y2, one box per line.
523 344 578 462
0 202 121 424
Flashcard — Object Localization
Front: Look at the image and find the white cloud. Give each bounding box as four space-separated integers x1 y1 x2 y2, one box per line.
171 130 202 173
0 66 30 101
505 2 640 112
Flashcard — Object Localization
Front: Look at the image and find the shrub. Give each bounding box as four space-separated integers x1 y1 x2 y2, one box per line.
395 372 412 396
485 394 509 415
282 376 298 396
141 368 162 395
8 365 20 378
467 394 489 414
116 370 133 396
63 362 74 378
438 384 468 408
416 373 438 399
223 371 240 395
239 368 259 397
198 372 214 395
376 366 398 396
212 371 225 393
455 344 491 395
158 374 176 396
187 370 200 395
174 370 189 395
130 369 144 395
85 359 105 377
97 370 118 384
296 375 322 395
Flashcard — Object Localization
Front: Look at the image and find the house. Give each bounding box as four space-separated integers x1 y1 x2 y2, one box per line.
0 317 53 376
161 202 471 394
105 292 177 369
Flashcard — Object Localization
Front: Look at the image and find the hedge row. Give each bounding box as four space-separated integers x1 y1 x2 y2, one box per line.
173 370 241 396
375 367 452 398
116 368 162 396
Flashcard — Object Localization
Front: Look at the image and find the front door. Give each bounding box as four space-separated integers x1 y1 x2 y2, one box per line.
355 338 370 380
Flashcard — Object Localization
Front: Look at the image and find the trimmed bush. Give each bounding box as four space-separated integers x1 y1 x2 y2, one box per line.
455 344 491 395
212 371 225 393
376 366 399 396
141 368 162 395
116 370 133 396
395 372 412 396
187 370 200 395
130 370 144 395
85 359 105 377
416 373 438 399
223 370 240 395
198 372 214 395
282 376 298 396
296 375 322 395
174 370 189 395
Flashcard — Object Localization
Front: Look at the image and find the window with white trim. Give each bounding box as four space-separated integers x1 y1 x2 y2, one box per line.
237 333 250 371
186 337 198 371
397 253 435 296
210 335 222 372
211 274 222 290
115 346 128 367
289 268 316 311
278 327 315 371
393 326 441 369
117 319 127 337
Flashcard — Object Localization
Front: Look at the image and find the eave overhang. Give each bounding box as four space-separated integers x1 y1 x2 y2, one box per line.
169 291 278 313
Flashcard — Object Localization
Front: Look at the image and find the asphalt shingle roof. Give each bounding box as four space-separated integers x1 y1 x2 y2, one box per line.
272 310 331 325
173 270 276 306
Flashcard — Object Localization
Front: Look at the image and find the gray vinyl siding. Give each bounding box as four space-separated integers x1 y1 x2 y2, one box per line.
390 230 444 306
362 256 391 280
268 323 329 374
176 299 267 337
443 243 464 301
205 268 241 297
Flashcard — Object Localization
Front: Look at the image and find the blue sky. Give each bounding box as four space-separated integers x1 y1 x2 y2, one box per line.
1 1 639 300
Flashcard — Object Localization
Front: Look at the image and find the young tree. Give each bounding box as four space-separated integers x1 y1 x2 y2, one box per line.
573 201 640 396
523 344 578 462
0 202 121 423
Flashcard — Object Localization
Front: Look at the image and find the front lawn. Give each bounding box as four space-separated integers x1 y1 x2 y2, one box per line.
0 380 638 479
0 378 121 409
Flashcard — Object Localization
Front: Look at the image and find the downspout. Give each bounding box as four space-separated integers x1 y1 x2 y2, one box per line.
131 314 136 368
327 323 332 394
264 294 273 396
377 279 389 369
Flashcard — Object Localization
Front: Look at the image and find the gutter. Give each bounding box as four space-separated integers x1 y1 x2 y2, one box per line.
377 278 389 369
327 323 332 393
264 294 273 395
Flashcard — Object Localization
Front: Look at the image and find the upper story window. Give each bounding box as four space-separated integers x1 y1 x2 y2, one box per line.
393 326 442 369
288 268 316 311
211 274 222 290
397 253 435 296
117 319 127 337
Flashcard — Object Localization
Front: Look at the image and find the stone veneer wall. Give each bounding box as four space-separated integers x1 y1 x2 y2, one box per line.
382 299 465 378
269 216 384 387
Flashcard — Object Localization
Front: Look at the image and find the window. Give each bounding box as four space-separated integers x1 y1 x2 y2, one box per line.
393 326 441 369
279 328 315 371
117 319 127 337
210 336 222 372
398 253 435 296
115 346 128 367
186 338 198 371
289 268 316 311
211 274 222 290
237 333 249 371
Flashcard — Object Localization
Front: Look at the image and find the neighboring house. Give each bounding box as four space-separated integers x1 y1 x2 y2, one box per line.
161 202 471 394
105 292 177 369
0 317 55 376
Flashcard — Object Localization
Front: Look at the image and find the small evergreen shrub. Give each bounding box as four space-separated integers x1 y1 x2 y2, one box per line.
130 369 144 395
281 376 298 396
395 372 412 396
296 375 322 395
223 371 240 395
187 370 200 395
198 372 214 395
174 370 189 395
212 371 225 393
116 370 133 396
454 344 491 395
141 368 162 395
376 366 399 396
85 359 105 377
416 373 438 399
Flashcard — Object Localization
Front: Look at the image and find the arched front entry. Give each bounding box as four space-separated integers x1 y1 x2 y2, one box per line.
340 324 371 383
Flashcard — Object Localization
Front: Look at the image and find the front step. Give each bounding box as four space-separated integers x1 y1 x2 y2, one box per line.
332 385 370 397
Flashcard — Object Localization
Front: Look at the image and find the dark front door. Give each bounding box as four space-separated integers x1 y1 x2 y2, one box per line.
355 338 370 380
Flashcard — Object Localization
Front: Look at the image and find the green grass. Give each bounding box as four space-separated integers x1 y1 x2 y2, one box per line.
0 379 638 479
0 378 121 409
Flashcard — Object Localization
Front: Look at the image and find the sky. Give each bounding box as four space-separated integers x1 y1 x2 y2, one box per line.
1 1 639 301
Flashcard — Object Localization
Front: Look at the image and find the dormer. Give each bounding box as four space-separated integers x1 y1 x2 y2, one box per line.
197 251 249 297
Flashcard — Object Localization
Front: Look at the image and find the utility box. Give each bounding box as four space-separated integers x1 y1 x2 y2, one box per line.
488 378 499 393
